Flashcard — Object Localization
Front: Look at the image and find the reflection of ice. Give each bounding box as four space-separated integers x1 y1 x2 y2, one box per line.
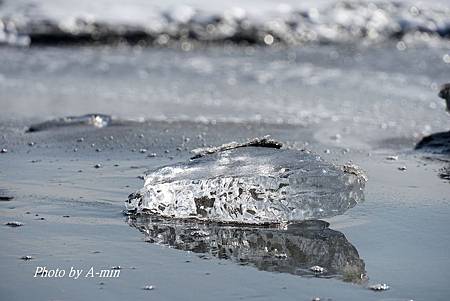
127 140 366 224
128 216 366 283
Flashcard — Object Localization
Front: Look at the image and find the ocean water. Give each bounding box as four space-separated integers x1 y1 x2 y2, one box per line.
1 0 450 140
1 43 449 151
1 0 450 300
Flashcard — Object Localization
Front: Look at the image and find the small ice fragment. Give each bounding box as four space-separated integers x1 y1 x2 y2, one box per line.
310 265 325 273
369 283 390 291
27 114 112 132
148 153 157 158
143 285 154 290
1 148 8 153
386 155 398 161
5 221 24 227
94 163 102 168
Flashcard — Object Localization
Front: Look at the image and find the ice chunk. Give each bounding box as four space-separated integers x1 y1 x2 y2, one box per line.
26 114 112 132
126 139 366 224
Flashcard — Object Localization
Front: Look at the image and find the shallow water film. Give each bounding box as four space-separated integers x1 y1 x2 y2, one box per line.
1 0 450 300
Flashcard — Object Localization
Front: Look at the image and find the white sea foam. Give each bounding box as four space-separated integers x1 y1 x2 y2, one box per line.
0 0 449 46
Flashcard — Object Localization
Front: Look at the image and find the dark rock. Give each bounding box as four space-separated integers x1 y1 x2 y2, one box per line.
415 131 450 154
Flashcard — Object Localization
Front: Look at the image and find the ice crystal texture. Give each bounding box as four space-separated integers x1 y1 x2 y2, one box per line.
126 141 366 224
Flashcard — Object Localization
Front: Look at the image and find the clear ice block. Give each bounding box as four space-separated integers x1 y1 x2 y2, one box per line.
126 139 366 224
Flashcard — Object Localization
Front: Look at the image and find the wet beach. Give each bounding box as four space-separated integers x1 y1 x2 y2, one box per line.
1 117 449 300
1 0 450 300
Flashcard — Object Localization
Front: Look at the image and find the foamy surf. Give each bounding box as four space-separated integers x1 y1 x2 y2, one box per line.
0 0 449 47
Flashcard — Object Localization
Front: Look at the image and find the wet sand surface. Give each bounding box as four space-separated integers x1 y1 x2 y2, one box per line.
0 120 449 300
